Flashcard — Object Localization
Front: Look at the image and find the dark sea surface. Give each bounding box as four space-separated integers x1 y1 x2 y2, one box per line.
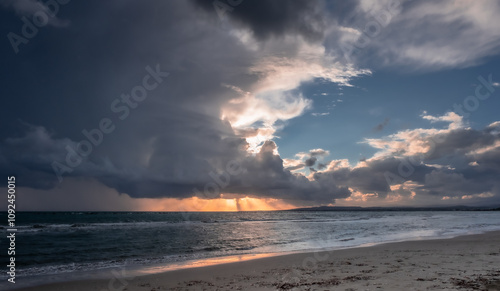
1 211 500 289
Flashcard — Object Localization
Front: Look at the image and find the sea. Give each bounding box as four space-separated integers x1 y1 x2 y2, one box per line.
1 211 500 289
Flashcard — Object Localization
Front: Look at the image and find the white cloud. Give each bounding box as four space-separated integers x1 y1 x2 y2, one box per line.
421 111 464 130
222 88 311 152
283 158 304 171
221 35 370 153
336 0 500 70
461 192 494 200
390 1 500 69
364 112 467 159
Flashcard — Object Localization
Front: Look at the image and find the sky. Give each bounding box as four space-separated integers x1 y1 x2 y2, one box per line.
1 0 500 211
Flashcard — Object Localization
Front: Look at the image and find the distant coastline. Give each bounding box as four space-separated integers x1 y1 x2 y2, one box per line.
287 205 500 212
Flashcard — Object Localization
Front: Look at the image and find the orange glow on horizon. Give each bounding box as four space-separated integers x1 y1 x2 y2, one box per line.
134 196 296 212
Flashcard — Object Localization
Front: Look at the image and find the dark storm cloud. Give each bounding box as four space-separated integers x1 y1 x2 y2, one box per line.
421 170 490 197
0 0 354 205
425 128 497 160
314 157 404 198
413 125 500 198
1 1 245 188
2 0 500 208
192 0 327 41
305 156 317 167
373 118 390 132
284 148 329 173
314 123 500 201
234 141 351 203
0 126 71 189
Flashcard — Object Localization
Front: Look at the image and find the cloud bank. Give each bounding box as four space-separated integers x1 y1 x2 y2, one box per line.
1 0 500 208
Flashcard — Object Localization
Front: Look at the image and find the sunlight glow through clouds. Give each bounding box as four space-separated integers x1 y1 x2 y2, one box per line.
145 196 295 212
4 179 295 212
221 36 370 154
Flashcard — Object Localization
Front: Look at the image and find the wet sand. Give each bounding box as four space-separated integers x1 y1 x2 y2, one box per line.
14 231 500 290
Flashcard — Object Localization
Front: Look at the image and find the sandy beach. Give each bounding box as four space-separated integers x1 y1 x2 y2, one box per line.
12 231 500 291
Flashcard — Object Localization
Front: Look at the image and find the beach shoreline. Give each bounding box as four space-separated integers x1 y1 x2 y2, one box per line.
9 230 500 291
